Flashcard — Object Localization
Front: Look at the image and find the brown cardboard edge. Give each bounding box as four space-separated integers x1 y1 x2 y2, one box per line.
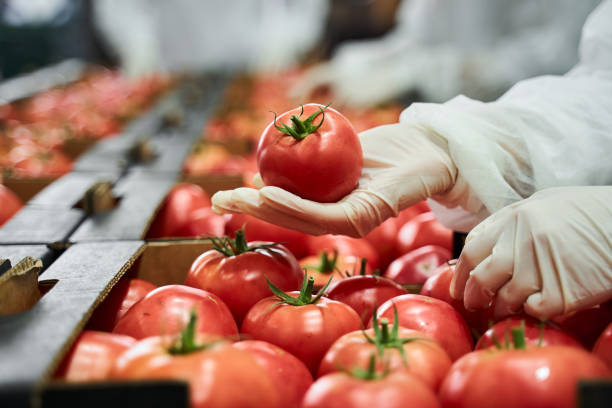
3 177 59 203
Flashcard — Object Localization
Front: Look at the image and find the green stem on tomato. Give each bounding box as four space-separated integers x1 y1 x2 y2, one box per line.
266 270 333 307
207 227 285 257
168 309 205 355
271 103 331 141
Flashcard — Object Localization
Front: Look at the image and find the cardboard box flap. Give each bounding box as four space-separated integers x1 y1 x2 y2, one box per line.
70 171 177 242
0 257 43 315
0 241 143 385
0 245 56 272
0 207 83 245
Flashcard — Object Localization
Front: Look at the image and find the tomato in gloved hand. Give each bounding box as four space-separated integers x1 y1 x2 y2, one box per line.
257 103 362 203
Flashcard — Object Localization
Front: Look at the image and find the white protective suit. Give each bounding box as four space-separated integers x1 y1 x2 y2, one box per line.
294 0 602 104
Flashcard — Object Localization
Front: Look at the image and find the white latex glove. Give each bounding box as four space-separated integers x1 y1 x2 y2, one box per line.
211 123 457 237
451 186 612 321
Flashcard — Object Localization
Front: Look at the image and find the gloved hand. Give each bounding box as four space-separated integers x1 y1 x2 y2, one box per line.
451 186 612 321
211 123 457 237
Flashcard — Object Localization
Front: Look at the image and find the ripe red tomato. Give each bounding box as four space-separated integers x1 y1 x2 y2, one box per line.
0 184 23 226
147 183 211 238
396 212 452 255
55 331 136 382
363 217 400 270
318 314 451 391
112 285 238 340
225 213 310 259
375 294 473 361
182 207 227 238
241 275 361 374
439 345 610 408
257 103 362 203
299 251 371 288
185 230 302 325
420 261 494 336
308 234 380 270
233 340 313 408
475 317 583 350
88 278 157 331
385 245 451 285
552 301 612 348
395 201 431 227
302 369 440 408
593 322 612 370
326 274 407 325
112 337 280 408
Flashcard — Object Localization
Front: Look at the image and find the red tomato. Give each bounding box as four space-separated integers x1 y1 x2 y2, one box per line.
420 261 494 336
319 316 451 391
439 345 610 408
257 103 362 203
225 213 310 259
55 331 135 382
234 340 313 408
112 285 238 340
241 275 362 374
302 370 440 408
396 212 452 255
308 234 380 270
475 317 583 350
395 201 431 228
185 230 302 325
112 336 280 408
363 217 400 270
553 301 612 348
299 251 371 288
385 245 451 285
326 274 407 325
183 207 227 238
375 294 473 361
0 184 23 226
593 322 612 370
147 183 211 238
88 278 157 331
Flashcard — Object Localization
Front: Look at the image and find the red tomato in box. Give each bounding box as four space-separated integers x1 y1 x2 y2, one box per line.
241 275 361 375
88 278 157 331
308 234 380 270
375 294 473 361
147 183 211 238
112 285 237 340
299 251 371 288
385 245 451 285
225 213 310 259
257 103 362 203
326 275 407 325
55 331 135 382
183 207 227 238
439 345 610 408
475 317 583 350
396 212 452 254
553 301 612 348
0 185 23 226
593 322 612 370
363 217 400 270
185 230 302 325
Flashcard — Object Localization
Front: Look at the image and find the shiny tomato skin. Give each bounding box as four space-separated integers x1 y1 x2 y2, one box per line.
476 317 583 350
88 278 157 331
385 245 451 285
112 285 237 340
225 213 310 259
439 346 611 408
257 103 362 203
363 217 400 270
375 294 473 361
0 185 23 226
308 234 380 270
147 183 211 238
241 294 362 374
420 262 495 337
396 212 453 255
185 243 302 325
302 371 441 408
112 337 281 408
55 331 136 382
593 322 612 370
326 275 408 325
318 327 451 391
183 207 227 238
553 301 612 348
234 340 313 408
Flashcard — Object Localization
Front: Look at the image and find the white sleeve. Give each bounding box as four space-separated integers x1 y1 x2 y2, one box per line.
399 0 612 232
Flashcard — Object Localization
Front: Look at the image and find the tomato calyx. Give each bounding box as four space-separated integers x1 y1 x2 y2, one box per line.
364 307 429 366
266 271 333 307
350 354 388 381
208 228 284 257
270 103 331 141
304 250 339 275
168 310 207 355
491 320 531 350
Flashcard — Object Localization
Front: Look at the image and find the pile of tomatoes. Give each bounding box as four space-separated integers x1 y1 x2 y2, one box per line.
55 182 612 407
0 70 171 179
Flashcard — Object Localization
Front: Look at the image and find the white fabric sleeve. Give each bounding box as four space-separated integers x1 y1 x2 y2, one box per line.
399 0 612 232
